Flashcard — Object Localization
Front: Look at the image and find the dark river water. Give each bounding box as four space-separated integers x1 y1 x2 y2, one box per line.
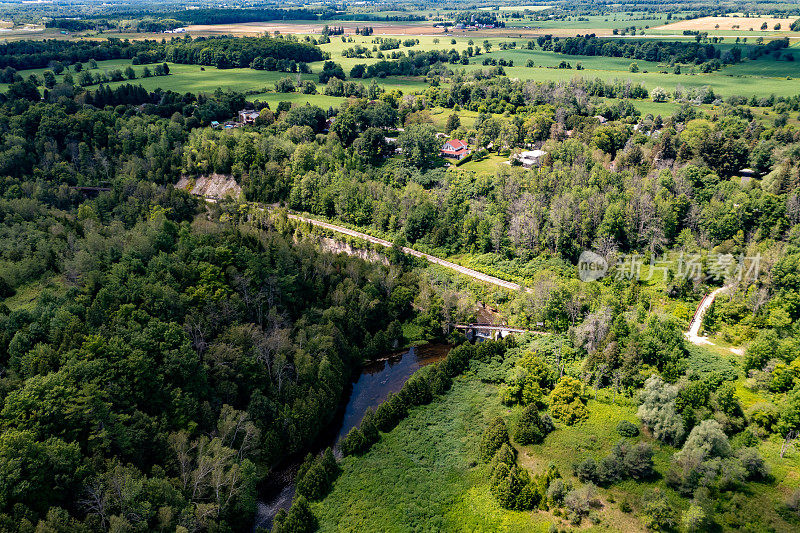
253 343 450 530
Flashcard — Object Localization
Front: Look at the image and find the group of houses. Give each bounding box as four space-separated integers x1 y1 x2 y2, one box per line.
215 110 548 169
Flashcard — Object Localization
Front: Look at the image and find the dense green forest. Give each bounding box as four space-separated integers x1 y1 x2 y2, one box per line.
0 3 800 529
0 76 455 530
0 36 326 73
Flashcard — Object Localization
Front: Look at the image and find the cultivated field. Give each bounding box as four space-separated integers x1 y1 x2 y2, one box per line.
184 21 446 37
655 15 799 33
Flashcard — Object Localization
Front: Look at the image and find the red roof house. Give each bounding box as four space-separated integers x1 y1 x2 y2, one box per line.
440 139 471 160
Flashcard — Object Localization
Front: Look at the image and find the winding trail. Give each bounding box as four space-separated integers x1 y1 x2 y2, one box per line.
685 286 729 345
202 192 528 292
286 213 527 292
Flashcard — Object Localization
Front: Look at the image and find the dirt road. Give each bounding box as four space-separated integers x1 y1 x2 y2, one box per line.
287 213 526 292
685 285 729 345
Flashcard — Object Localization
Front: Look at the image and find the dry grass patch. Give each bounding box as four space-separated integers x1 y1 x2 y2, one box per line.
656 16 797 32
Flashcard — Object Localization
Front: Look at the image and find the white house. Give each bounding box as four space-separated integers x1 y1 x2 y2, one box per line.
511 149 547 168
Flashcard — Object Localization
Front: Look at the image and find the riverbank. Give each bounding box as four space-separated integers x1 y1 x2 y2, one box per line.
254 343 451 530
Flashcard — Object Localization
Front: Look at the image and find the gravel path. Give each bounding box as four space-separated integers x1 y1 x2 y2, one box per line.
287 213 526 292
685 285 729 345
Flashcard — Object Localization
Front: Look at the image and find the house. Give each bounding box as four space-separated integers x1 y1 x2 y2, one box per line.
440 139 471 160
594 115 608 124
238 110 260 124
210 121 220 129
511 149 547 169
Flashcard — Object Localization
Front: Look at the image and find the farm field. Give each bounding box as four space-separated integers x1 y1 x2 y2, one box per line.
466 61 800 98
654 15 799 33
6 39 800 106
507 13 669 31
5 28 800 105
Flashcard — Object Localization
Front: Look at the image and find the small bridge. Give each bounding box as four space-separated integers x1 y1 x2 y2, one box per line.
453 323 545 341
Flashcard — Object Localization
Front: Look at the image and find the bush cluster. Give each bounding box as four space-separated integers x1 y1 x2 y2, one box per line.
574 440 655 486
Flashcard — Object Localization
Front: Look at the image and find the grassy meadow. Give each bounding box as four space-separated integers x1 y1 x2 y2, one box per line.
312 372 554 532
4 29 800 103
312 334 800 532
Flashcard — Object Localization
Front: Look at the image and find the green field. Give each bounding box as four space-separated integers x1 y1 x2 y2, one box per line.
5 30 800 103
313 339 800 532
506 13 670 31
312 372 554 532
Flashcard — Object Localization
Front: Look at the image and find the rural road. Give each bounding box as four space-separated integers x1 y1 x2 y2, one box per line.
685 285 729 345
286 213 527 292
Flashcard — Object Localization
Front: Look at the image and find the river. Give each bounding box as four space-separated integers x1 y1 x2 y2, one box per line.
252 343 450 530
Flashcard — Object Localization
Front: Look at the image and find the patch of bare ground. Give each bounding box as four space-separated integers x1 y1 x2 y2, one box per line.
176 174 241 200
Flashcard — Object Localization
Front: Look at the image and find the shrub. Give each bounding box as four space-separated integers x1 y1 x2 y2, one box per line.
272 496 316 533
398 372 433 406
295 460 328 500
651 86 668 102
546 478 570 506
425 364 452 395
481 417 510 462
678 419 731 461
616 420 639 438
373 392 407 432
787 487 800 518
637 375 685 445
668 419 766 494
730 428 759 449
564 483 596 523
550 376 588 425
748 402 779 433
488 450 538 512
642 491 676 531
574 457 597 483
736 447 769 480
514 404 554 445
300 80 316 94
576 441 653 486
339 426 368 456
491 443 516 471
275 77 296 93
682 500 708 531
359 409 380 445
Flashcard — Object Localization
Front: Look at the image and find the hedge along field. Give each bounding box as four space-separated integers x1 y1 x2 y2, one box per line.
2 56 430 100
